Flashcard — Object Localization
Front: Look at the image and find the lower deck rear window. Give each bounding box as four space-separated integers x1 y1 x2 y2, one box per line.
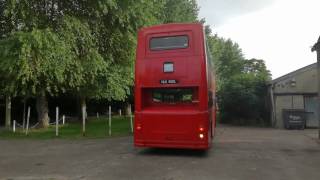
152 88 195 103
150 36 188 51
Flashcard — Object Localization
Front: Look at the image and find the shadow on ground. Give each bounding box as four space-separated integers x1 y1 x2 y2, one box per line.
136 147 209 158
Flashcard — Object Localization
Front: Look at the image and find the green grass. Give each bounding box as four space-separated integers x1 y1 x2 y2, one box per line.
0 116 133 140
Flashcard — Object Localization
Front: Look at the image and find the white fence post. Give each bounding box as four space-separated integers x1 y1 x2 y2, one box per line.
26 106 30 135
13 120 16 133
56 115 59 137
56 107 59 136
97 112 99 118
119 109 122 116
62 115 65 125
129 104 133 133
109 106 112 136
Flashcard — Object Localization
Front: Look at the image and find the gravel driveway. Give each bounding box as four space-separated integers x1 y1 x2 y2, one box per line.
0 126 319 180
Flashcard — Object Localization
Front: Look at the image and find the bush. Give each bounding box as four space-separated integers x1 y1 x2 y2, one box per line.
218 73 270 126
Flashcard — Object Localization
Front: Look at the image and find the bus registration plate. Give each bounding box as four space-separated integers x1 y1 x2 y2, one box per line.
160 80 178 84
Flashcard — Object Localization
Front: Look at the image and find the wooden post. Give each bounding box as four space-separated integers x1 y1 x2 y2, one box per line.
62 115 65 125
82 106 86 136
13 120 16 133
26 106 30 135
129 104 133 133
109 106 112 136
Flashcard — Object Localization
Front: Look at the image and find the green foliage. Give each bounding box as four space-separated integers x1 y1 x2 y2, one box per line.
207 35 244 87
57 16 109 98
218 73 270 125
0 0 163 126
206 32 271 125
0 0 163 102
158 0 199 23
0 29 75 96
243 58 271 81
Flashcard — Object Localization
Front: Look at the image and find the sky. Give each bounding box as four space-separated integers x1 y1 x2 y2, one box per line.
197 0 320 78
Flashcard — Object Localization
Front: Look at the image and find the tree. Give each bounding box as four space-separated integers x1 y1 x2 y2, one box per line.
0 0 164 127
57 16 107 119
205 29 271 125
218 73 269 125
158 0 199 23
0 0 67 128
58 1 158 116
0 29 79 128
243 58 271 80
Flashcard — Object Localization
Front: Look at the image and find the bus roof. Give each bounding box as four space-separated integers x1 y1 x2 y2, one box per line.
139 23 203 34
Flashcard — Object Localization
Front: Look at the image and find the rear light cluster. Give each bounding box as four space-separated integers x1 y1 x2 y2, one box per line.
136 124 142 130
199 127 205 139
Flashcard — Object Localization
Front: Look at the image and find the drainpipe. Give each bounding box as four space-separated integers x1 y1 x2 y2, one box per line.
312 36 320 139
270 84 276 127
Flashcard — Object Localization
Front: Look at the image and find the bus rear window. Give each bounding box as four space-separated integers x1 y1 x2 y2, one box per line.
150 36 188 51
152 88 197 104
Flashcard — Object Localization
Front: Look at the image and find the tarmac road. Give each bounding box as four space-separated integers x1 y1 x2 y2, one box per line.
0 126 319 180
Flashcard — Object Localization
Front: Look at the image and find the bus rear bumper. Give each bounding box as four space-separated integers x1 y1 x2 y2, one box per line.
134 140 210 150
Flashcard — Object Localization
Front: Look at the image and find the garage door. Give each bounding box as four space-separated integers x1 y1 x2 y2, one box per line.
304 96 319 128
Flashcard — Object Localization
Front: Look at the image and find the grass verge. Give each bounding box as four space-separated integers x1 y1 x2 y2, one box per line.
0 116 132 140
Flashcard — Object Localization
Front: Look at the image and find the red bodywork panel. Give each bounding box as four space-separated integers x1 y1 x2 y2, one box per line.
134 23 216 149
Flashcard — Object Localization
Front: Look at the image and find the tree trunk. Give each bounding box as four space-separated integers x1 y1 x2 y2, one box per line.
5 96 11 128
80 96 87 136
125 102 131 116
36 91 49 128
22 99 26 129
80 96 87 120
77 96 87 121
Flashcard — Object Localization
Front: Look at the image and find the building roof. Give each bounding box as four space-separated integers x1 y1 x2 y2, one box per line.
312 36 320 52
272 63 317 84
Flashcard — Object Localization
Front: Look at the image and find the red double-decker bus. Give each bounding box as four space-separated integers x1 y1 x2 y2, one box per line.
134 23 216 149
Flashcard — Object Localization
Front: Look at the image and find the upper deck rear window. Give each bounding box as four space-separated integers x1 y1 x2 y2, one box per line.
150 36 188 51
